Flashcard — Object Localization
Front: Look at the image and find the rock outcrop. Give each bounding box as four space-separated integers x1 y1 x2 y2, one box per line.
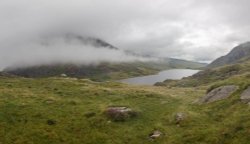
240 86 250 103
200 85 238 103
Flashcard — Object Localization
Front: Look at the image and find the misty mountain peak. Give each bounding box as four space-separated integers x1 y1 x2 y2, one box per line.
40 33 118 50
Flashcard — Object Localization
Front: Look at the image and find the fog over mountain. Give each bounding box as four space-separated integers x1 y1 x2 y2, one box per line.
2 33 151 69
1 0 250 70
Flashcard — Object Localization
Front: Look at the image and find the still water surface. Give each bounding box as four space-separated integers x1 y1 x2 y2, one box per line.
120 69 200 85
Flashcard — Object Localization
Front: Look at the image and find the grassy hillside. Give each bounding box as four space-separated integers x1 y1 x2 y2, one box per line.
4 59 205 81
1 75 250 144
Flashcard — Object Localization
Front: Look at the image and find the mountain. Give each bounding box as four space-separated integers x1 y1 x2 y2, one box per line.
208 42 250 68
41 33 118 50
4 59 205 81
3 35 206 80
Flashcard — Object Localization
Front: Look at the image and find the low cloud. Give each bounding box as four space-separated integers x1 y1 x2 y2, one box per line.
1 36 150 70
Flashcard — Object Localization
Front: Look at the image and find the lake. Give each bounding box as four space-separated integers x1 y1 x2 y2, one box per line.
120 69 200 85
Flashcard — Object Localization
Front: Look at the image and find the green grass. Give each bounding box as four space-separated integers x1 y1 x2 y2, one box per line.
0 75 250 144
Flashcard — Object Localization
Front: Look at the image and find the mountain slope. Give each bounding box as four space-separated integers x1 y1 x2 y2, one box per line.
156 62 249 87
208 42 250 68
156 42 250 87
4 59 205 81
3 34 205 80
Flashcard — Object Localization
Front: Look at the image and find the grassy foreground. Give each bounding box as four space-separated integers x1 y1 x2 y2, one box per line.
0 76 250 144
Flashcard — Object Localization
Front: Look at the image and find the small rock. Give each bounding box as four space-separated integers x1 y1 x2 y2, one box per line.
175 113 185 124
149 130 162 139
44 97 57 104
200 85 238 103
60 74 67 77
45 100 55 104
240 86 250 103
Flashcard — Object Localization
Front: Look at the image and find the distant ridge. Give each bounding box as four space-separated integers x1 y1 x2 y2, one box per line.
208 42 250 68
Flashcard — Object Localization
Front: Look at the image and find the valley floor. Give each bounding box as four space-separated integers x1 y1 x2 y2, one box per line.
0 76 250 144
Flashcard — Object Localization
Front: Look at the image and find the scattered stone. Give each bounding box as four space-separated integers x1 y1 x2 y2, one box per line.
60 73 67 77
200 85 238 103
105 106 137 121
44 97 57 104
45 100 55 104
47 119 56 125
175 113 186 124
240 86 250 103
149 130 162 139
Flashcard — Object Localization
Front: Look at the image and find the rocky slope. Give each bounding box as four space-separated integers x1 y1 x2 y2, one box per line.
208 42 250 68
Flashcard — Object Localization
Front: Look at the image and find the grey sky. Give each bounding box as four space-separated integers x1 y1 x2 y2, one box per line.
0 0 250 69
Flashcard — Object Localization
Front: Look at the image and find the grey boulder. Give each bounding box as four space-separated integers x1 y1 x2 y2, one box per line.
240 86 250 103
200 85 238 103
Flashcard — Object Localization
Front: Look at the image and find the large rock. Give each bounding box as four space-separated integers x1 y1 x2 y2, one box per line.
105 107 137 121
200 85 238 103
240 86 250 103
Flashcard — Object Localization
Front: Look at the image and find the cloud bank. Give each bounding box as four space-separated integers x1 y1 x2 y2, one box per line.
1 34 150 69
0 0 250 69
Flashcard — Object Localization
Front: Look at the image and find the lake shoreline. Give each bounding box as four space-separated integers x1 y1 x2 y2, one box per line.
119 69 200 85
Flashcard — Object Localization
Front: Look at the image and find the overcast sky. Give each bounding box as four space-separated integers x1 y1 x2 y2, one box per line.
0 0 250 69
